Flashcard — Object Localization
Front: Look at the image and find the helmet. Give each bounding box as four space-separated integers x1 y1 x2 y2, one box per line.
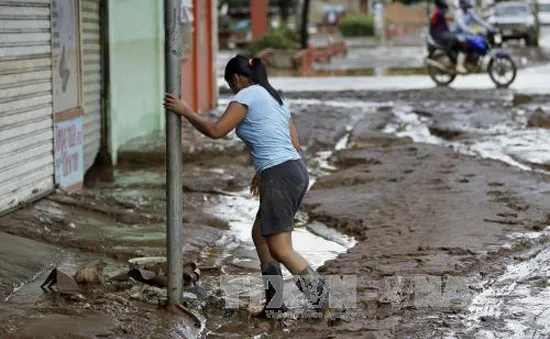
459 0 473 9
434 0 448 9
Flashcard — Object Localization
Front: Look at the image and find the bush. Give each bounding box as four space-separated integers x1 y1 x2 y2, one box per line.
248 28 300 56
340 15 375 37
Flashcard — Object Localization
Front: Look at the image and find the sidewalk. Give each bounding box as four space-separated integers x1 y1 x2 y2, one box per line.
116 114 245 168
217 63 550 95
0 115 253 338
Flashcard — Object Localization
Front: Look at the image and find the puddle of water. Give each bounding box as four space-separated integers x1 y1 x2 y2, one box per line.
380 102 550 173
307 67 428 77
204 125 359 279
207 192 355 273
448 130 550 174
6 251 124 306
382 104 447 145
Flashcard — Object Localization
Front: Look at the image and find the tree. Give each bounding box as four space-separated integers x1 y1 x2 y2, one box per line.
300 0 311 49
278 0 294 26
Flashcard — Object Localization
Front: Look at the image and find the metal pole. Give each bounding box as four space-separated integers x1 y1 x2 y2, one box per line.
164 0 183 306
534 0 540 45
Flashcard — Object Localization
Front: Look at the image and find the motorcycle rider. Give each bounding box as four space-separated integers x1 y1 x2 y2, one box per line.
429 0 459 67
454 0 494 74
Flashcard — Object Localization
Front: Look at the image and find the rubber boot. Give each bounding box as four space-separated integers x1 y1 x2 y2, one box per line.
295 266 330 311
253 261 287 319
456 52 468 74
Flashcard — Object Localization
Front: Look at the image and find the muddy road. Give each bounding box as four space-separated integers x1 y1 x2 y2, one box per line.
1 89 550 338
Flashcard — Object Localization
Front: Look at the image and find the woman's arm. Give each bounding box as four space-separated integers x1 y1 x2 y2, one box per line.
289 117 301 151
164 94 246 140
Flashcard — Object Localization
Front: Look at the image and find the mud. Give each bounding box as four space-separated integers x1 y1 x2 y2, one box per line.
0 233 60 302
2 88 550 338
271 89 550 338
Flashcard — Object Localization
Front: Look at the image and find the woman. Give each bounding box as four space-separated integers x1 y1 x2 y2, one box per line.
163 55 328 318
429 0 464 73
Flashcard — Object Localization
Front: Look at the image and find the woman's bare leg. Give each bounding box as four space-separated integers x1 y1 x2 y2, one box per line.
251 215 276 265
265 232 309 274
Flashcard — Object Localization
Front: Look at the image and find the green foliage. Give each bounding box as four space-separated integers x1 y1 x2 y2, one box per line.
218 15 234 33
248 28 300 56
339 15 375 37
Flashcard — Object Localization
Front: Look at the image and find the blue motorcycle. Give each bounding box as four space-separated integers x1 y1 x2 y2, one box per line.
426 30 517 88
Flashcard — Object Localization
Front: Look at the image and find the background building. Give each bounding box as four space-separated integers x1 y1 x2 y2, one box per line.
0 0 218 214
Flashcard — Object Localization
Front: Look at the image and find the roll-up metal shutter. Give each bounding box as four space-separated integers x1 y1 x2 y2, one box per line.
81 0 102 171
0 0 55 213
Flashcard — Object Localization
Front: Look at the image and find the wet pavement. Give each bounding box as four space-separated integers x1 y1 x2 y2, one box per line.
218 27 550 88
2 85 550 338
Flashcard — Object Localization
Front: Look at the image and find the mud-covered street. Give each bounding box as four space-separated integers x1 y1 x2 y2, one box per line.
1 87 550 338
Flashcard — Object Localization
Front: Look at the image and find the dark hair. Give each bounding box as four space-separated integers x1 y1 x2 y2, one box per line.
224 55 283 105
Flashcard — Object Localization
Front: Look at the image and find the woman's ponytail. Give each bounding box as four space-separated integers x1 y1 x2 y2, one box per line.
249 58 283 106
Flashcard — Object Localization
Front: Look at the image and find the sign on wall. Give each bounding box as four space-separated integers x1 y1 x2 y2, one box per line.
51 0 84 189
55 117 84 189
51 0 80 113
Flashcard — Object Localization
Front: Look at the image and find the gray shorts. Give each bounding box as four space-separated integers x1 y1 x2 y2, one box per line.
258 159 309 237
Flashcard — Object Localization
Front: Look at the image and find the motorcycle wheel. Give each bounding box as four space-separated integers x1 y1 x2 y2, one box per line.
427 50 456 87
488 55 517 89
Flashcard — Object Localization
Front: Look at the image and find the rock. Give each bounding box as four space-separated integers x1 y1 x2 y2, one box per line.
74 261 106 285
428 121 465 140
350 131 413 149
306 221 356 248
128 269 167 288
527 108 550 129
292 104 355 152
513 93 531 106
351 113 394 143
41 268 80 294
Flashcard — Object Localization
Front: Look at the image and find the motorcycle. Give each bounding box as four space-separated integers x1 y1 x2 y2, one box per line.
425 30 517 88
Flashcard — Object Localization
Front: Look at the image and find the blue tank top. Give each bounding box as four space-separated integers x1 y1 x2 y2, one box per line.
231 85 301 173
